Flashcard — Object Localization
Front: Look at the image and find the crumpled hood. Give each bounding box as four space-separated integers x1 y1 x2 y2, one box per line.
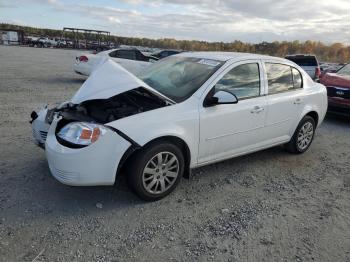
71 59 173 104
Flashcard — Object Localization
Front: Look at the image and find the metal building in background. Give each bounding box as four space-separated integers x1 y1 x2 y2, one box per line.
61 27 111 51
0 29 24 45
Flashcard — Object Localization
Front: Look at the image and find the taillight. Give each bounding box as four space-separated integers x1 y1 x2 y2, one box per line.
315 67 321 78
79 55 88 62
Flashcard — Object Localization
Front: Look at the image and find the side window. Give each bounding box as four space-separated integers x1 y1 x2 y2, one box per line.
108 50 117 58
136 51 149 61
266 63 294 94
160 51 168 58
292 68 303 89
215 63 260 100
115 50 136 60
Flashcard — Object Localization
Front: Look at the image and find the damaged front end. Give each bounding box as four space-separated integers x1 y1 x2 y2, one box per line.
31 86 170 149
58 87 169 125
31 107 50 148
30 59 174 149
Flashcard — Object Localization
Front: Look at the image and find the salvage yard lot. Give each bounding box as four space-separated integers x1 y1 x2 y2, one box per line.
0 45 349 262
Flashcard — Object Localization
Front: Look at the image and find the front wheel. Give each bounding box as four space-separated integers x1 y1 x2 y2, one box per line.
285 116 316 154
126 142 184 201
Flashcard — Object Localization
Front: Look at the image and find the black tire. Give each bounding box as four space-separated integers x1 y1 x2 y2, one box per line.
285 115 316 154
126 142 184 201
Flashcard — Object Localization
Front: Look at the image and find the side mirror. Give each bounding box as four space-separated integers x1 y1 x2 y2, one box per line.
204 90 238 107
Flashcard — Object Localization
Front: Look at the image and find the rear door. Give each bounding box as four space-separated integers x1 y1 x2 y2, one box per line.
262 62 305 143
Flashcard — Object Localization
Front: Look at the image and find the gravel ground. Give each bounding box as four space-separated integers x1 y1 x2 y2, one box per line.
0 45 349 262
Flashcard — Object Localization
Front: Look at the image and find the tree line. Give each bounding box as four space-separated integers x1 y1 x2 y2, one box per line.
1 23 349 63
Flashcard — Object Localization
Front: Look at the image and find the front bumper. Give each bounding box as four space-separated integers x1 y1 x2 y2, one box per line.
31 108 50 148
45 118 131 186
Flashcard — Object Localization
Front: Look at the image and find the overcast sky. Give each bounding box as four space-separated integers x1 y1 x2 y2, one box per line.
1 0 350 44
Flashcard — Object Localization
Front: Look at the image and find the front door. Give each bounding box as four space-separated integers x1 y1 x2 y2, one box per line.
198 61 267 164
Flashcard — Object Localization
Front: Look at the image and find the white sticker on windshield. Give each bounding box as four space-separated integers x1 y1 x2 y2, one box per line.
197 59 221 67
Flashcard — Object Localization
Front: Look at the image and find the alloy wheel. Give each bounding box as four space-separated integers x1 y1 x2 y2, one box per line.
142 152 179 195
297 121 314 151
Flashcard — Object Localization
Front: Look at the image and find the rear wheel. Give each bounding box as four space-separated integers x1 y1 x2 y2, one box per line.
126 142 184 201
285 116 316 154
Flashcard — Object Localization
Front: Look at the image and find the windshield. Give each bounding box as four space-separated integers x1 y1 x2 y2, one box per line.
337 64 350 76
137 56 223 102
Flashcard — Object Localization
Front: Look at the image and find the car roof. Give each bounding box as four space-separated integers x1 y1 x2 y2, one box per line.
178 51 286 62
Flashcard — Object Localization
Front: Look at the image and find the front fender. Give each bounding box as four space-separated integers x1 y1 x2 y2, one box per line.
106 103 199 167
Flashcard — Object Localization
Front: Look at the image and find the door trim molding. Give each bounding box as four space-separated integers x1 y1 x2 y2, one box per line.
265 118 291 128
205 125 264 141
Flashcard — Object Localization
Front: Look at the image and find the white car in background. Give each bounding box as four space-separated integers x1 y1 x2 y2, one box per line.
31 52 327 201
74 47 158 76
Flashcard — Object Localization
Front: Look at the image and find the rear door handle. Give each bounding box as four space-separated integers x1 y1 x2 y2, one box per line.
251 106 264 114
294 98 303 105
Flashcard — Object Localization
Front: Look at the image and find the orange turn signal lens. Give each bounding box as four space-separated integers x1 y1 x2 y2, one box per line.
79 129 92 139
58 122 106 146
91 127 101 143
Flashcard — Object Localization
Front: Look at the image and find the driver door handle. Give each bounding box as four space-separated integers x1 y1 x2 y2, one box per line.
251 106 264 114
294 98 303 105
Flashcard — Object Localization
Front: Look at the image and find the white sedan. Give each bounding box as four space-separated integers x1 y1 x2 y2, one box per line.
73 48 158 76
31 52 327 201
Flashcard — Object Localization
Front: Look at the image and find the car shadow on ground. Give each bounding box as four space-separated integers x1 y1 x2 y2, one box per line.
24 114 348 218
325 113 350 125
10 145 289 218
48 76 86 85
30 160 142 208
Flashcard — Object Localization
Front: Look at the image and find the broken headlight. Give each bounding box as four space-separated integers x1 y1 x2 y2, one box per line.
57 122 107 147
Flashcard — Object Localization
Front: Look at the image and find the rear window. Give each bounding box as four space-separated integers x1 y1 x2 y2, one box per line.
266 63 294 94
266 63 303 94
292 68 303 89
285 56 318 67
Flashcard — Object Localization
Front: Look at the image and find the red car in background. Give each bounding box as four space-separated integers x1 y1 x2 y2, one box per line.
320 63 350 116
